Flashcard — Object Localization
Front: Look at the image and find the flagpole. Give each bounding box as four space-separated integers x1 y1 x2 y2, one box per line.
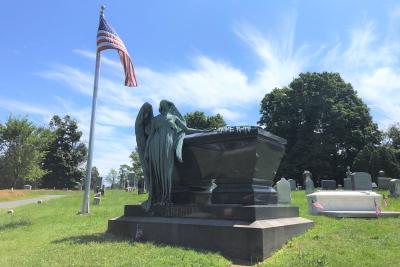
80 5 105 214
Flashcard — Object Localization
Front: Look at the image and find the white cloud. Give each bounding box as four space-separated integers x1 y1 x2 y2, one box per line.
321 15 400 129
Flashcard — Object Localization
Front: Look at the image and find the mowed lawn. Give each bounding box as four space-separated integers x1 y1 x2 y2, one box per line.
0 190 399 267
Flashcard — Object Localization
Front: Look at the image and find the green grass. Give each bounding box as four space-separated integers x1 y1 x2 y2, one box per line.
0 189 67 202
0 190 229 267
0 190 400 267
260 191 400 267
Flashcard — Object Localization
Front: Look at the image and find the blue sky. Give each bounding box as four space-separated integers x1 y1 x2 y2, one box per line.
1 1 400 175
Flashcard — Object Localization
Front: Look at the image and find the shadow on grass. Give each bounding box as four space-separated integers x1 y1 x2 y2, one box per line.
52 232 129 244
0 219 32 231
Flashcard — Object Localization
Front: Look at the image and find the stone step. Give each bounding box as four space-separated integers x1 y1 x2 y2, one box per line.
108 215 313 262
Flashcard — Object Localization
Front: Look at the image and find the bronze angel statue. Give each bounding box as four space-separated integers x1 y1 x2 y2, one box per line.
135 100 205 210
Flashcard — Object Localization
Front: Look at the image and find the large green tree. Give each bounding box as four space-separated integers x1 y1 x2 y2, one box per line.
41 115 87 189
184 111 226 129
258 72 381 184
0 116 52 188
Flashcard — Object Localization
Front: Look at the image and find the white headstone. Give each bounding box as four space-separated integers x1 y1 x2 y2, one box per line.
277 177 291 204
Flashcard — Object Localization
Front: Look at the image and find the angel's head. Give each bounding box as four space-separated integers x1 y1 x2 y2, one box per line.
159 100 173 115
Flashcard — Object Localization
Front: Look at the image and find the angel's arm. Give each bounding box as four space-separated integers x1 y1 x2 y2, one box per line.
175 117 209 134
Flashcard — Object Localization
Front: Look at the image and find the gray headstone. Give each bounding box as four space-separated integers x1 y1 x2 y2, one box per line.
377 177 392 190
305 177 315 195
389 179 400 198
344 178 352 190
276 178 291 204
23 185 32 190
351 172 372 191
321 180 336 190
93 192 101 205
288 179 296 191
372 182 377 189
378 170 386 177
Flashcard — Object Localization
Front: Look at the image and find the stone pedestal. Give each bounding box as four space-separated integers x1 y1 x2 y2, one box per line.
108 204 313 262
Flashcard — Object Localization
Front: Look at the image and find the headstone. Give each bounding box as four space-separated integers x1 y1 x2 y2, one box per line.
346 166 352 179
377 177 392 190
93 192 101 205
23 185 32 190
303 171 315 195
389 179 400 198
321 180 336 190
378 170 386 177
351 172 372 191
372 182 378 189
288 179 296 191
343 178 352 190
276 177 291 204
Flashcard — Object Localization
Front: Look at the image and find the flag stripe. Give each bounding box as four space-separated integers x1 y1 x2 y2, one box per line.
96 15 137 87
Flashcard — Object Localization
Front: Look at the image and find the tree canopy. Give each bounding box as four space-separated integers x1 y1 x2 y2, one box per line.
41 115 87 189
0 115 52 188
184 111 226 129
259 72 381 183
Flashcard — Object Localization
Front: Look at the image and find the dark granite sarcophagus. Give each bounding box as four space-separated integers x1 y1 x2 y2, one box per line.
172 126 286 205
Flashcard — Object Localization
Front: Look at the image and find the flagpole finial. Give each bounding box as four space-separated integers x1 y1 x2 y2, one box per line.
100 5 106 17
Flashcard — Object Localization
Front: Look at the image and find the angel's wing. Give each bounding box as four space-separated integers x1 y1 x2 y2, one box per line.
135 102 153 164
168 102 186 126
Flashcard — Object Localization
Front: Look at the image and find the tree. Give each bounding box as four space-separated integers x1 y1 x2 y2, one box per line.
184 111 226 129
118 164 131 188
41 115 87 189
353 145 400 180
90 166 102 189
258 72 381 184
130 147 143 180
105 168 118 189
385 123 400 149
0 116 53 188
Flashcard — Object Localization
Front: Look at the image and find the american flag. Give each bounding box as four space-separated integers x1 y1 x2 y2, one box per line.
97 14 137 87
383 195 389 207
312 199 324 210
374 198 381 217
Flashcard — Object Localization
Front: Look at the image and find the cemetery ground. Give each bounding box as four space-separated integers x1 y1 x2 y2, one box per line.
0 191 399 267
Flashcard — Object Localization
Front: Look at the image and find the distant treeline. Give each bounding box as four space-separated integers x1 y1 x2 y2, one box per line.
0 115 87 189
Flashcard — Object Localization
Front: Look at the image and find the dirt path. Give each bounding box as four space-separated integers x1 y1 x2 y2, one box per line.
0 195 65 209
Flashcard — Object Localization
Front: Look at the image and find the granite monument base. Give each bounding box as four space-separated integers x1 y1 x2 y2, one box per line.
108 204 313 263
